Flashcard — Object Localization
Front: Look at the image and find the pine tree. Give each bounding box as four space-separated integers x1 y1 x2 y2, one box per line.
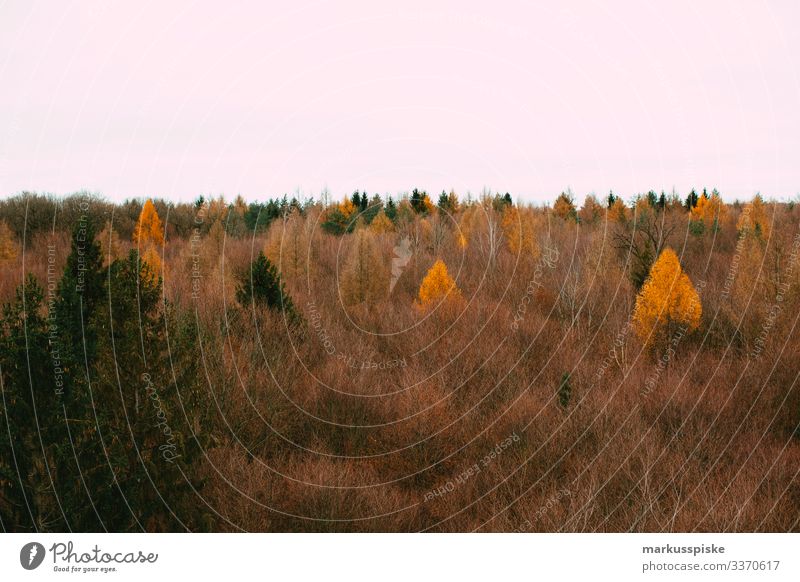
385 197 398 221
558 372 572 409
89 250 201 531
56 215 105 384
633 248 702 349
236 251 298 321
0 275 68 531
410 188 434 214
685 189 699 210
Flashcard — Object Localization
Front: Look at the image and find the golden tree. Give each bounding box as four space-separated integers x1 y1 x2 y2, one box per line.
339 196 357 219
133 199 165 247
0 220 18 263
690 190 726 231
415 259 463 311
133 199 164 280
633 247 702 348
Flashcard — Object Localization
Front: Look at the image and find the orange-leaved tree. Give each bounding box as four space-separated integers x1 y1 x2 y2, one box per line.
633 247 701 348
415 259 463 311
690 190 726 233
133 199 164 281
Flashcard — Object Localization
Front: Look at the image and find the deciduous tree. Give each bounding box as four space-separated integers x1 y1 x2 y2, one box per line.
633 247 702 349
415 259 463 311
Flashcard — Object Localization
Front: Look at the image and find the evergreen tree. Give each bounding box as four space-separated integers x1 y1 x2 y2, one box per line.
385 197 398 221
685 189 699 210
0 275 69 531
558 372 572 409
236 251 298 321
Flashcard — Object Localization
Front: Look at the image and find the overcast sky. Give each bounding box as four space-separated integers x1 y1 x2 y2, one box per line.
1 0 798 204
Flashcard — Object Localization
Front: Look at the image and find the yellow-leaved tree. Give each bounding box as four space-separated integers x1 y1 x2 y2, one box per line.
633 247 702 348
415 259 463 311
133 199 164 281
133 199 164 247
690 190 726 232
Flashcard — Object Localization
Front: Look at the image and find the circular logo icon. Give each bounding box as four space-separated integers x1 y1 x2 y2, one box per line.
20 542 46 570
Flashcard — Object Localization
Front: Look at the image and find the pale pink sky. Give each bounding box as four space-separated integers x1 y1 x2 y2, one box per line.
1 0 798 203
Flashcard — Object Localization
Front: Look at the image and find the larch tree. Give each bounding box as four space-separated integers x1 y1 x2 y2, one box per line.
415 259 463 311
737 194 771 240
501 205 539 259
608 197 628 223
553 191 577 222
579 194 603 225
633 247 702 349
369 208 394 234
266 208 308 281
133 199 164 281
340 229 387 305
690 190 726 234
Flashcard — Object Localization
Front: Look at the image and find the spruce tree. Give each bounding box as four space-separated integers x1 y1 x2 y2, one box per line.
236 251 298 322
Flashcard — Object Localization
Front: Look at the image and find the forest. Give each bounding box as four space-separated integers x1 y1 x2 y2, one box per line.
0 187 797 532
